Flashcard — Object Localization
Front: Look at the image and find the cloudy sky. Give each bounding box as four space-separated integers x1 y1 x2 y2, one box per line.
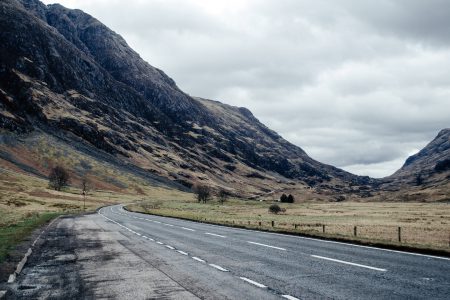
42 0 450 178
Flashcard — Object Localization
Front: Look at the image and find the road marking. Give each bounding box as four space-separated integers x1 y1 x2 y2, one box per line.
153 221 161 224
177 250 188 255
135 233 141 236
311 255 387 272
192 257 205 263
181 227 196 232
156 241 164 245
239 277 267 288
163 223 174 227
147 237 155 241
165 245 175 250
205 232 226 238
209 264 229 272
282 295 300 300
247 241 286 251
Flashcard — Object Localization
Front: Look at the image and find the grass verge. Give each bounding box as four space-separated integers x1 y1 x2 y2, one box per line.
0 212 61 263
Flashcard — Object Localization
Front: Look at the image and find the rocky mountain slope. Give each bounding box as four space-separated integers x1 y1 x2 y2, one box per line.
0 0 378 198
385 129 450 188
0 0 448 200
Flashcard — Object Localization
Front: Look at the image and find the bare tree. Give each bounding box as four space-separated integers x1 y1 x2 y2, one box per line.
194 183 212 203
81 175 92 210
49 165 70 191
218 188 228 204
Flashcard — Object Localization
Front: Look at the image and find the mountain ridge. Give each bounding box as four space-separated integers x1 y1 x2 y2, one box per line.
1 0 448 200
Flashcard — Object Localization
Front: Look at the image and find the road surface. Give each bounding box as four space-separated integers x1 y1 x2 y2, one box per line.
3 204 449 299
98 205 450 299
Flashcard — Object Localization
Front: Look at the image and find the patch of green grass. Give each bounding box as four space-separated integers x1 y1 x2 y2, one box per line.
0 212 60 263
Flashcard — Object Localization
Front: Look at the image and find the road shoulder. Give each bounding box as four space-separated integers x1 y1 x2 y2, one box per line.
1 214 199 299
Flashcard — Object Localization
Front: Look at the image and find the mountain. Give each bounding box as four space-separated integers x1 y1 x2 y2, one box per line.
4 0 445 200
385 129 450 188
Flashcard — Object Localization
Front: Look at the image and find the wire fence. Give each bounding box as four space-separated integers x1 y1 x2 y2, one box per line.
211 219 450 249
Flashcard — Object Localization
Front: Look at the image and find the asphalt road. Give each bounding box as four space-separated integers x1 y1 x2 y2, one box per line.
96 204 450 300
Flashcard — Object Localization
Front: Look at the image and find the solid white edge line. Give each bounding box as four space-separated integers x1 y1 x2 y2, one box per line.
192 257 205 263
311 255 387 272
282 295 300 300
209 264 229 272
239 277 267 288
247 241 286 251
177 250 188 255
205 232 226 238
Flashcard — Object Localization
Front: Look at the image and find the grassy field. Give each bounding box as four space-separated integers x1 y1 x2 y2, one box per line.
0 167 154 263
128 196 450 253
1 157 449 262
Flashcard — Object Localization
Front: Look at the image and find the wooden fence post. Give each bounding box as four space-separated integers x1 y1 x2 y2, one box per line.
259 221 261 227
294 224 298 230
398 227 401 242
271 221 274 227
354 226 357 237
322 225 325 233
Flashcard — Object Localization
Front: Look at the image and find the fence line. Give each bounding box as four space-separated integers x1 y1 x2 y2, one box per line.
203 218 449 248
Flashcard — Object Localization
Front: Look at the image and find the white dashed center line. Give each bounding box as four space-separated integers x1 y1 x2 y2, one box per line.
165 245 175 250
282 295 300 300
247 241 286 251
205 232 226 238
209 264 229 272
156 241 164 245
192 257 206 263
181 227 196 232
239 277 267 288
177 250 188 256
311 255 387 272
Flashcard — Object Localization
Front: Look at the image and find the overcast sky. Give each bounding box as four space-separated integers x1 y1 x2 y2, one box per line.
42 0 450 178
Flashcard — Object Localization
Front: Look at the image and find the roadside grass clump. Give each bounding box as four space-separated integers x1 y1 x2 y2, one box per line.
0 212 60 263
269 204 281 214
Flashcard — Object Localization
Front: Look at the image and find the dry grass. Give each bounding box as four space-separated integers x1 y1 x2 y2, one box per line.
0 165 172 263
128 196 450 253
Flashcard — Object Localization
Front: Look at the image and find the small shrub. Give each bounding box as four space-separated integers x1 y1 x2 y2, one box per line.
287 194 294 203
217 189 229 204
269 204 281 214
193 183 212 203
280 194 294 203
